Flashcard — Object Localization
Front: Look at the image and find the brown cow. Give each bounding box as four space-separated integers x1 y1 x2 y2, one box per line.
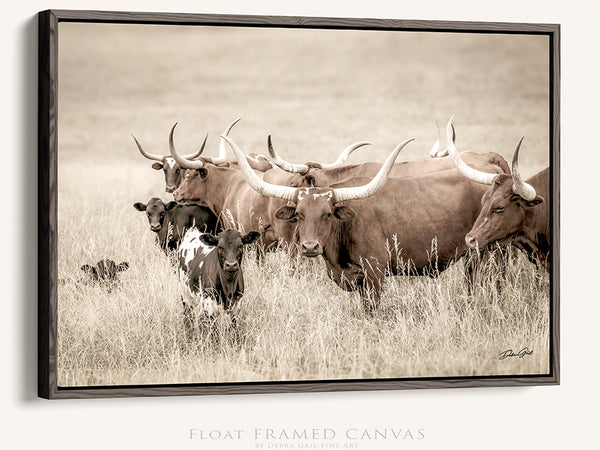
133 131 207 193
264 134 509 258
222 134 508 311
171 126 371 254
265 128 509 185
447 125 550 271
170 125 280 252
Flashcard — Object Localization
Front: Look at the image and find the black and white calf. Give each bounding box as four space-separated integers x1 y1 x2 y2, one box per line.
133 198 221 253
178 228 260 329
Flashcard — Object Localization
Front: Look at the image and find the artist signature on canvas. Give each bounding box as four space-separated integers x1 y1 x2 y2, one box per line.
498 347 534 360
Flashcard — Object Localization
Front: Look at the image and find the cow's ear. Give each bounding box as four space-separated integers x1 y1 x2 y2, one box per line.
81 265 95 275
242 231 261 245
525 195 544 207
117 262 129 272
165 201 178 211
333 205 355 221
199 233 219 247
151 162 164 170
274 206 296 221
133 202 146 211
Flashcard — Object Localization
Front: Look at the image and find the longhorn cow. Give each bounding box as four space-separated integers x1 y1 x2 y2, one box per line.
265 134 508 185
170 125 370 253
222 131 509 311
133 119 272 193
133 131 207 193
447 127 550 271
263 134 509 257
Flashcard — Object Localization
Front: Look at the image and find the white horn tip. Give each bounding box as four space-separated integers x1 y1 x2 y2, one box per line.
429 140 440 157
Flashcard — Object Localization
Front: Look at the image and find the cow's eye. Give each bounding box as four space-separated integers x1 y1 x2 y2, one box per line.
176 169 180 174
492 207 504 213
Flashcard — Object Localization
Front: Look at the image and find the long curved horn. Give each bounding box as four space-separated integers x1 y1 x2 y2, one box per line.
168 123 206 169
429 121 441 157
221 135 298 202
267 136 309 174
511 137 537 201
446 116 496 185
132 135 163 161
319 141 372 169
332 138 414 202
210 118 241 164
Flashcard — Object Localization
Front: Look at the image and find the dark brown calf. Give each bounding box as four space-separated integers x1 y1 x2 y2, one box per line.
81 259 129 284
133 198 221 253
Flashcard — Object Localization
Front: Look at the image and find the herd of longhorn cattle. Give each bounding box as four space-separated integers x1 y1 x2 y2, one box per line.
130 116 550 332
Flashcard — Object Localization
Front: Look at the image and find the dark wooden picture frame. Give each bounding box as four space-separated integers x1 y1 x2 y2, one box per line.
38 9 560 399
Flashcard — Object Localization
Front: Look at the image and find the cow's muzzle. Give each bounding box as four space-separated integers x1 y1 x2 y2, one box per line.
150 224 162 232
223 261 239 274
165 186 176 193
301 241 322 257
465 235 478 249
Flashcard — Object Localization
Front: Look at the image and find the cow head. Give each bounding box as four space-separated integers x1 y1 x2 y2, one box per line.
445 117 544 249
152 157 185 193
81 259 129 282
166 120 243 204
132 129 209 193
200 229 260 279
274 188 355 257
133 198 178 232
172 165 212 205
465 173 543 249
221 134 414 258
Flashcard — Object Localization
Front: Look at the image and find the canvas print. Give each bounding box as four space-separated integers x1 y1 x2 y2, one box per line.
55 20 552 388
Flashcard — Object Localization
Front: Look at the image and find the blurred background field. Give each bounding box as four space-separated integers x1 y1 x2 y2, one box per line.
57 23 550 386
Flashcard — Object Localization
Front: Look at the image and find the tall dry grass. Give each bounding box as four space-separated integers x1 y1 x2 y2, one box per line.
56 24 550 386
58 179 549 386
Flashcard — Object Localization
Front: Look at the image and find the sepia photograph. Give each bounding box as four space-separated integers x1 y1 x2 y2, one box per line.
49 16 554 391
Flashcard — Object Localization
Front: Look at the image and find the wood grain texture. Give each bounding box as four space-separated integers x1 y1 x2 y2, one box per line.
47 9 560 34
38 9 59 400
550 26 561 385
37 9 560 399
48 374 559 400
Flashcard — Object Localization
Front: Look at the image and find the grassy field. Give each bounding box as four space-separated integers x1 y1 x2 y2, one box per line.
57 23 550 386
